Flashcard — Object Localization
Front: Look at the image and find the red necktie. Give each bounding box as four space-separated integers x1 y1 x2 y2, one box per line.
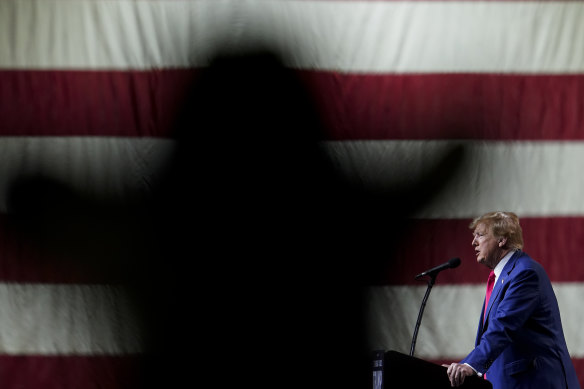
483 270 496 380
484 270 496 323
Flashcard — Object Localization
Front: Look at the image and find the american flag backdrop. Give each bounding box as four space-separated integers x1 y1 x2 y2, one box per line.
1 0 584 388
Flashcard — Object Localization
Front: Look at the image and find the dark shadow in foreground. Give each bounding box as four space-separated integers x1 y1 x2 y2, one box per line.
6 49 467 388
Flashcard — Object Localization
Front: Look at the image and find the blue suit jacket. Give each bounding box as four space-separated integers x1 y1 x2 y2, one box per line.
461 250 580 389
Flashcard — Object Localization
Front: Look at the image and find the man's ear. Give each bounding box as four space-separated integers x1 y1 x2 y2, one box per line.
498 237 507 247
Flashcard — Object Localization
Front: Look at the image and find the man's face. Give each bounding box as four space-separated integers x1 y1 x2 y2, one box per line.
472 223 504 269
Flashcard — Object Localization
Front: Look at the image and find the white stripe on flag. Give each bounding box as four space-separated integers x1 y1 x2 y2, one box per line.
0 137 175 212
366 283 584 359
1 0 584 72
323 140 584 218
0 283 144 354
3 138 584 218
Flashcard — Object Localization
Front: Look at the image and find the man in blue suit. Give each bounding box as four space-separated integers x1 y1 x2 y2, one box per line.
445 211 580 388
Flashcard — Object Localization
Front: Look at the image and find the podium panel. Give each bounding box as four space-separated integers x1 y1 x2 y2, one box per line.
373 350 492 389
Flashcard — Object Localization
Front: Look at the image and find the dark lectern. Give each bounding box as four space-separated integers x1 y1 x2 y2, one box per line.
372 350 492 389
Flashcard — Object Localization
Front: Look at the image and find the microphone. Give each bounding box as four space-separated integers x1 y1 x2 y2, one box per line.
415 257 461 279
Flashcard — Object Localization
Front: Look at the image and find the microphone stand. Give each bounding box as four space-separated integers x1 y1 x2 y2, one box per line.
410 273 437 357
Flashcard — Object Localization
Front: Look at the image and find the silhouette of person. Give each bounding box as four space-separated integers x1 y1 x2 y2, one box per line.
6 48 466 389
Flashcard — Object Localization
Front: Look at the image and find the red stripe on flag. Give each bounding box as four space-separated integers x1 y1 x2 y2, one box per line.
2 214 584 284
385 217 584 285
0 70 198 137
0 355 143 389
0 214 138 284
300 72 584 140
2 70 584 140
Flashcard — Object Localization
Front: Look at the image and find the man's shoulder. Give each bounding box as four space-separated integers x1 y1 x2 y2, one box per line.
510 251 547 274
514 250 533 262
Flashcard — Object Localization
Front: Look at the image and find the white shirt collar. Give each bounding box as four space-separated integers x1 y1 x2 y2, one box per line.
493 250 515 281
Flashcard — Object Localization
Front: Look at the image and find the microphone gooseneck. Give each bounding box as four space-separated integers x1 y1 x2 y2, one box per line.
410 258 462 357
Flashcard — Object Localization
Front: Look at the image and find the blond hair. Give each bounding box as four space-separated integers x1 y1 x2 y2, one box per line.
469 211 524 250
